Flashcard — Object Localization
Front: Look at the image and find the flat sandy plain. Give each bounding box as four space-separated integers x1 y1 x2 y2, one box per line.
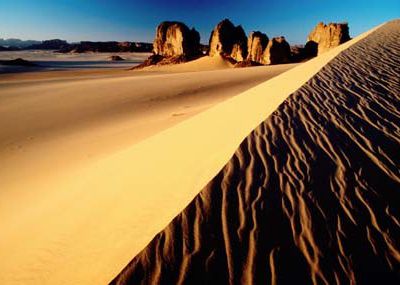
0 51 151 72
0 52 296 284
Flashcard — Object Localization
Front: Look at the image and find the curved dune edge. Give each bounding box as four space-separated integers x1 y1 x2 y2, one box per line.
141 54 235 72
0 24 382 285
111 20 400 284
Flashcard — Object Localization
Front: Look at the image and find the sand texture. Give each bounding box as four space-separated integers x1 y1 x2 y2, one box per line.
141 54 236 72
0 20 390 285
0 60 296 284
0 64 296 191
111 20 400 284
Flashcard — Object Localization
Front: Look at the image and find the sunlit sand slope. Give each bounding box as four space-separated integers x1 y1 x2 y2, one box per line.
111 20 400 284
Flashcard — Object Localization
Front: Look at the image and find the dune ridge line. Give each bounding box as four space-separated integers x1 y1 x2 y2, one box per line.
111 19 400 285
0 22 385 285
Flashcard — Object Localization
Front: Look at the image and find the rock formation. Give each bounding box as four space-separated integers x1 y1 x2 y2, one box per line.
304 41 318 57
209 19 247 62
153 21 200 58
230 43 246 62
247 31 269 63
109 55 124 61
133 21 201 68
290 44 319 63
290 45 306 62
307 22 350 55
262 36 291 65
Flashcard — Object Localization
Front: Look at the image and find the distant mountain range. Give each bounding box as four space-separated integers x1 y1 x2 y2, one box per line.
0 38 153 53
0 38 42 48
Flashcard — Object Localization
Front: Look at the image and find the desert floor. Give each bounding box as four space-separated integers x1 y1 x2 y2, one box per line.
0 51 151 72
0 56 296 284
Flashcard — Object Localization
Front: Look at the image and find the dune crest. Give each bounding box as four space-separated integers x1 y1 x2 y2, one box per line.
142 54 235 72
111 20 400 284
0 21 388 285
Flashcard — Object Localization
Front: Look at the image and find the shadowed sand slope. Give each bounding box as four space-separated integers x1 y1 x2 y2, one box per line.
111 20 400 284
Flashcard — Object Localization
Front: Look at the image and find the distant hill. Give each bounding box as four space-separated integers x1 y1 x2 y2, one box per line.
0 37 153 53
0 45 12 51
0 38 41 49
25 39 70 50
57 41 152 53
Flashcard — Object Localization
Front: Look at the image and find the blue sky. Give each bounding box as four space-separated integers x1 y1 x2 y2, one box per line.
0 0 398 44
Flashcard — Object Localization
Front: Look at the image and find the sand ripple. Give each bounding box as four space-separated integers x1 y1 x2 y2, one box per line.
111 20 400 284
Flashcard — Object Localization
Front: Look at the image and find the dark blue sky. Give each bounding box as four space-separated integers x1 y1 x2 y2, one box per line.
1 0 398 44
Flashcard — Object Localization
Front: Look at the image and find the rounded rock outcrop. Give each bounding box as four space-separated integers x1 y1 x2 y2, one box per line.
307 22 350 55
153 21 200 58
208 19 248 62
247 31 269 63
261 36 291 65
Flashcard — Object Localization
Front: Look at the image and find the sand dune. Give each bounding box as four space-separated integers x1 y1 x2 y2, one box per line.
0 60 296 284
111 20 400 284
1 20 394 285
142 54 235 72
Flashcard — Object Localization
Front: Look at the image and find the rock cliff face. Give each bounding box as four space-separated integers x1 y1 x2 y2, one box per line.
209 19 247 62
307 22 350 55
230 43 247 62
262 36 291 65
133 21 201 68
153 21 200 57
247 31 269 63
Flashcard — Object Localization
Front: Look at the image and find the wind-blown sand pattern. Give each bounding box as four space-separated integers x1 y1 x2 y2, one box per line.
0 57 297 285
111 20 400 284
